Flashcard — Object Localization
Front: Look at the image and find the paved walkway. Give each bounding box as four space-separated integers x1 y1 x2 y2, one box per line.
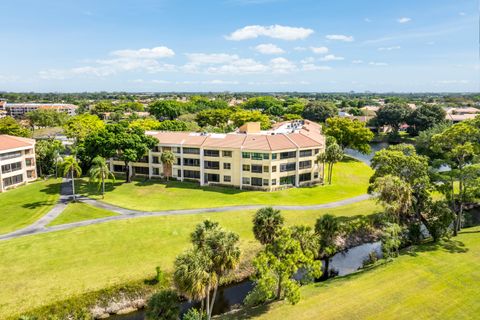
0 192 371 241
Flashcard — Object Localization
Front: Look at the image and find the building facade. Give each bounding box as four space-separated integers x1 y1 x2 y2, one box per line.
5 103 78 117
0 135 37 192
110 120 326 191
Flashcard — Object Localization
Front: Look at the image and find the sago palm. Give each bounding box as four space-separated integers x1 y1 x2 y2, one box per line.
89 156 115 199
61 156 81 201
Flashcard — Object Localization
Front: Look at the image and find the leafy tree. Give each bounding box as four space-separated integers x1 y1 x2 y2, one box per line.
324 117 374 153
157 120 189 131
182 308 207 320
26 109 67 130
88 156 115 198
146 290 180 320
290 225 319 258
231 110 270 130
61 156 81 201
160 151 176 180
247 228 321 305
381 223 402 258
315 214 340 278
415 122 451 159
129 118 161 131
118 101 144 112
252 207 284 245
284 98 306 115
149 100 185 120
316 141 344 184
195 109 232 128
374 104 412 136
35 138 65 177
406 104 446 136
63 114 105 141
89 100 115 115
371 175 413 223
423 200 455 242
301 101 338 123
0 116 31 137
243 96 284 116
431 121 480 235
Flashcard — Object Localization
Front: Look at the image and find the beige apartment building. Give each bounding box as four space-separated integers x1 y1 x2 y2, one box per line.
0 135 37 192
5 103 78 118
110 120 326 191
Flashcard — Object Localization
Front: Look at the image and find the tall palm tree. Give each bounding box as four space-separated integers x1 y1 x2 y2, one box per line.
61 156 81 201
160 150 176 181
252 207 284 245
89 156 115 199
316 142 343 185
315 214 340 279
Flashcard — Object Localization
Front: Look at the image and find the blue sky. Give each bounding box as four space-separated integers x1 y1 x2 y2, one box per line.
0 0 478 92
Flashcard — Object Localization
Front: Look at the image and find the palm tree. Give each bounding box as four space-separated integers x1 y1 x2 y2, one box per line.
61 156 81 201
252 207 284 245
315 214 340 279
290 225 320 258
160 150 176 181
316 142 344 185
89 156 115 199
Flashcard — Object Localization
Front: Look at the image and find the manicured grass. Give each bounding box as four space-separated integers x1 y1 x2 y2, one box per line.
47 202 118 226
0 179 61 235
223 227 480 320
0 200 379 318
79 159 372 211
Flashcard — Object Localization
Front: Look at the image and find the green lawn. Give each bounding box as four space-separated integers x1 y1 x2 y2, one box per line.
224 227 480 320
0 179 61 235
0 200 379 318
79 159 372 211
47 202 118 226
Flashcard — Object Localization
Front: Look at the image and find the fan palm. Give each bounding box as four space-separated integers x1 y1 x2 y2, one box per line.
160 150 176 180
89 156 115 199
61 156 81 201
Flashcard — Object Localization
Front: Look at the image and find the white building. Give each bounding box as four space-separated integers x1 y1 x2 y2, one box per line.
0 135 37 192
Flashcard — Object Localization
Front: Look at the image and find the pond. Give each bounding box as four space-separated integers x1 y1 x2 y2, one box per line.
345 142 390 165
109 241 382 320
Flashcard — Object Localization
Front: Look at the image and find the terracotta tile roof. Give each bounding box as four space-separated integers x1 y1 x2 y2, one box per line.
0 135 35 152
202 134 246 149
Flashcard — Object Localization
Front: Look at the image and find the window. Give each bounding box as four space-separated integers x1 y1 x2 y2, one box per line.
271 179 277 185
314 149 320 154
223 163 231 170
272 166 277 173
204 149 219 157
272 153 277 160
3 174 23 187
25 158 33 166
280 163 296 172
300 149 313 157
314 172 319 179
204 161 220 170
251 164 262 173
184 147 200 155
1 161 22 174
280 151 296 159
299 173 312 182
251 177 263 186
0 151 21 161
24 149 32 155
27 170 35 178
184 170 200 179
134 166 149 175
299 160 312 169
152 156 160 164
153 168 160 175
172 147 180 153
280 175 295 185
242 177 250 185
222 150 232 157
263 165 269 173
183 158 200 167
242 152 250 159
205 173 220 183
263 153 269 160
263 179 269 186
152 146 160 152
251 153 263 160
224 175 231 182
113 165 125 172
177 158 181 165
138 156 149 163
242 164 250 172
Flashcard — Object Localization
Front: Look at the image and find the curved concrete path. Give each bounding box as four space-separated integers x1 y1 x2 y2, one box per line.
0 192 371 241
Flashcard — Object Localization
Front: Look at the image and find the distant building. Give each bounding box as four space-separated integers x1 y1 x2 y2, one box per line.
110 120 326 191
445 107 480 123
0 135 37 192
5 103 78 118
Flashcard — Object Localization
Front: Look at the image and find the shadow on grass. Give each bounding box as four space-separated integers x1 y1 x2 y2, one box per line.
405 238 469 257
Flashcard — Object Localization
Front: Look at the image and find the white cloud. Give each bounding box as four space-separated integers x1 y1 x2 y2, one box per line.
254 43 285 54
226 24 314 40
300 57 315 64
369 61 388 66
205 58 269 74
203 79 239 85
436 80 469 84
111 46 175 59
378 46 401 51
397 17 411 24
152 79 171 84
326 34 354 42
293 46 307 51
269 57 297 73
351 60 364 64
310 46 329 54
185 53 239 64
320 54 344 61
302 64 331 71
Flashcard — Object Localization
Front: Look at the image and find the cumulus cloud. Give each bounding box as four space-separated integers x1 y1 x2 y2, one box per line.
326 34 354 42
351 60 364 64
302 64 331 71
397 17 411 23
369 61 388 66
111 46 175 59
320 54 344 61
254 43 285 54
293 46 307 51
185 53 240 64
269 57 297 73
310 46 329 54
226 24 314 40
378 46 401 51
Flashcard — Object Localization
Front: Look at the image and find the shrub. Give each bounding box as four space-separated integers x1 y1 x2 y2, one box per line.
182 308 207 320
407 223 423 245
146 290 180 320
381 223 402 258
